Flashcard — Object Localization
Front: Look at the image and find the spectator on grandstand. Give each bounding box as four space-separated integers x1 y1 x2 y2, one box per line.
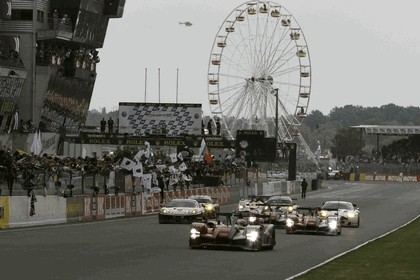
108 117 114 134
207 119 213 135
100 118 106 133
215 118 221 135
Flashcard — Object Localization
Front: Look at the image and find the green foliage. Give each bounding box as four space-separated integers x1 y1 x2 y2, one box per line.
299 103 420 156
296 217 420 280
330 128 364 160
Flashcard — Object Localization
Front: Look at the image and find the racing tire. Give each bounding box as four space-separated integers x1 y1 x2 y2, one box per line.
355 217 360 228
267 231 275 250
254 237 263 251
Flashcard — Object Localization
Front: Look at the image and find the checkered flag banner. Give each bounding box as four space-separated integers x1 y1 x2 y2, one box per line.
118 102 202 135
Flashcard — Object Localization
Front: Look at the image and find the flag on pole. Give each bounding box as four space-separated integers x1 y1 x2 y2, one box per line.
133 162 143 178
143 173 152 192
204 147 213 164
170 153 178 163
179 162 187 172
198 138 206 158
30 129 42 155
177 152 184 162
134 150 145 162
82 146 87 159
121 157 136 171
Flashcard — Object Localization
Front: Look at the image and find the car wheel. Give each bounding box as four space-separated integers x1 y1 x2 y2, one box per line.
267 231 275 250
356 217 360 228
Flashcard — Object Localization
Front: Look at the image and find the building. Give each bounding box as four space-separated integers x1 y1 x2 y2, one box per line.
0 0 125 149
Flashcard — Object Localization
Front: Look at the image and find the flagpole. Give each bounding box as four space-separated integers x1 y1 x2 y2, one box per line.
176 68 179 103
144 68 147 102
158 68 161 103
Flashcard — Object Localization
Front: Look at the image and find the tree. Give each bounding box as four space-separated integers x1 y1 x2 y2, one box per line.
330 128 364 160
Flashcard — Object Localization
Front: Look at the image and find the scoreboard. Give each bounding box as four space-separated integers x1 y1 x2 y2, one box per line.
235 130 276 162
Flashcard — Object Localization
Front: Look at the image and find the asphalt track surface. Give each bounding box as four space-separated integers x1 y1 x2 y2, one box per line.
1 181 419 280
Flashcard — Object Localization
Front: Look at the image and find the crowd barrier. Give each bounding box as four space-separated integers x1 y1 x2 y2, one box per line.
0 186 231 230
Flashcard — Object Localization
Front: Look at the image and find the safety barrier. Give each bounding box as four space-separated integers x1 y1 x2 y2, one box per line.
348 173 419 182
0 186 233 229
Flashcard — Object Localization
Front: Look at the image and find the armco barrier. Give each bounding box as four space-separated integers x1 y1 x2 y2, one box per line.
6 196 67 228
0 196 9 229
66 196 84 222
105 194 125 219
125 193 142 217
0 186 232 229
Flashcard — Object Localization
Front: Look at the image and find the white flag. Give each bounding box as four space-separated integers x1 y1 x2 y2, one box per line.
143 173 152 191
30 129 42 155
82 147 87 159
179 162 187 172
169 165 177 174
198 138 206 157
177 152 184 162
134 150 145 162
170 153 178 163
121 157 136 171
133 162 143 178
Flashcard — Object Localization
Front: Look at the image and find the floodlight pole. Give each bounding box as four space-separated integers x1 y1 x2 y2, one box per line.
274 88 279 155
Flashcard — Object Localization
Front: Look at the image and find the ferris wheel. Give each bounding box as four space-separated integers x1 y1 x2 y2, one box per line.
207 1 311 141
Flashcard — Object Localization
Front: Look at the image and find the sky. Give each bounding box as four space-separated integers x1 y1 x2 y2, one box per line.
91 0 420 116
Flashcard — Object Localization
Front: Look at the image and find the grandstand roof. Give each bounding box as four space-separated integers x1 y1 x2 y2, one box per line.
350 125 420 136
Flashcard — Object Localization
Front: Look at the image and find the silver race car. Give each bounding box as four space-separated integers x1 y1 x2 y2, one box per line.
322 200 360 227
159 199 203 224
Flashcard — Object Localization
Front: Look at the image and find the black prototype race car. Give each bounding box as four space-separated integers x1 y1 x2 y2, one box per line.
189 212 276 251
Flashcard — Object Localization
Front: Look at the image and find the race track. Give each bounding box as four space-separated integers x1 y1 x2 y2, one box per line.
1 181 419 280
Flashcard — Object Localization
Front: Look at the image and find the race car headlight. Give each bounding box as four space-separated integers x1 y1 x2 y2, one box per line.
246 231 259 242
239 205 244 210
191 209 200 214
347 212 355 218
329 220 338 230
320 210 328 218
287 206 294 213
249 216 257 223
190 228 200 239
263 205 270 211
160 209 168 214
205 204 214 211
286 218 294 227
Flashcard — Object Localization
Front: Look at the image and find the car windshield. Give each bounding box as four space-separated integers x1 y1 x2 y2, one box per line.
323 202 353 210
267 197 292 205
191 198 212 204
167 200 197 208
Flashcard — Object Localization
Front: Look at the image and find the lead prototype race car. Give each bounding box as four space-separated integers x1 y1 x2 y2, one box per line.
189 212 276 251
286 207 342 236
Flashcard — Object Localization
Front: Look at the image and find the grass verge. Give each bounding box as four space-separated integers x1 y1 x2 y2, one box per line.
295 216 420 280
